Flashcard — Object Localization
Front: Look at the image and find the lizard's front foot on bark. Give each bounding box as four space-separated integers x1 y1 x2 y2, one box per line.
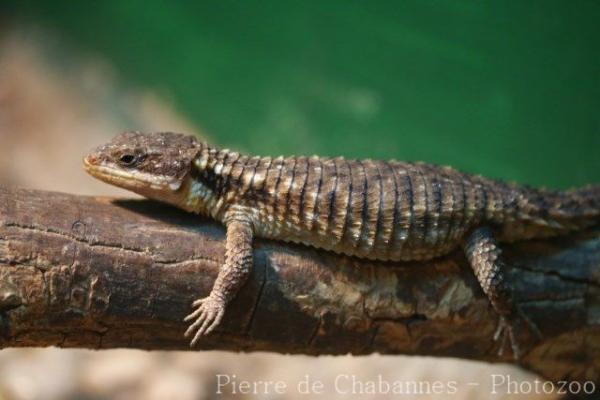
184 295 226 347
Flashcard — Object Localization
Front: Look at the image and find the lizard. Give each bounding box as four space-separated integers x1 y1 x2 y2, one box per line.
83 131 600 358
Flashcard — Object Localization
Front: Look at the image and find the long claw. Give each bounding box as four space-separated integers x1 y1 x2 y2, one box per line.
192 298 205 307
196 311 215 337
493 314 530 360
493 317 505 342
509 326 520 359
188 309 209 346
184 312 205 337
204 310 225 335
497 326 507 357
190 326 204 348
184 306 208 337
184 307 203 322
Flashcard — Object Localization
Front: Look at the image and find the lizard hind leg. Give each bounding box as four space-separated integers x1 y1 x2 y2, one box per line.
464 227 541 360
184 217 254 347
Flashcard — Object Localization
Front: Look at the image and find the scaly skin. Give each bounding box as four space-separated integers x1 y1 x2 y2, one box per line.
84 131 600 356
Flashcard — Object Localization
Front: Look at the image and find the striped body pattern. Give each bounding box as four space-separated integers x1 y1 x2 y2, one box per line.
189 146 592 262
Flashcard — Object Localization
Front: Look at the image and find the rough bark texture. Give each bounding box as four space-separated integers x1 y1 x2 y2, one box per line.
0 186 598 382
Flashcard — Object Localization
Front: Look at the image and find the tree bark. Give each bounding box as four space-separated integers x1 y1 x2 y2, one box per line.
0 186 598 382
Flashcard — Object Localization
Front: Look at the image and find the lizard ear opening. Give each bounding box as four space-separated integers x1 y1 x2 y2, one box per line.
167 146 202 191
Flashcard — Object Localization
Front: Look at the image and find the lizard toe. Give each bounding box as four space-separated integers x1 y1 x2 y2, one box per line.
196 310 216 336
204 309 225 336
185 300 210 338
493 315 522 360
184 303 205 322
192 298 206 307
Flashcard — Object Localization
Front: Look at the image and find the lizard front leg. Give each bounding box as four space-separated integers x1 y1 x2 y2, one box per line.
184 215 254 347
464 227 541 359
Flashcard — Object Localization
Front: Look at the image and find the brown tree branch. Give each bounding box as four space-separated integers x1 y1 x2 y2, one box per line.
0 186 598 381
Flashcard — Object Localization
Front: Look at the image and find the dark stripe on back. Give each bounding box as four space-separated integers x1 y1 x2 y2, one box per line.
384 161 400 258
307 157 324 231
371 161 386 253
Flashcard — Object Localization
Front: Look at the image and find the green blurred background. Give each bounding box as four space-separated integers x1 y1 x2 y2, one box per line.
5 0 599 189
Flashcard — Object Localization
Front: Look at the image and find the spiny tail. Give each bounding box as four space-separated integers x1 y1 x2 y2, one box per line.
512 184 600 239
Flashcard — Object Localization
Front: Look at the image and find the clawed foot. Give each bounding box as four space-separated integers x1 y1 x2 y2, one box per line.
494 316 519 358
184 295 226 347
493 309 542 360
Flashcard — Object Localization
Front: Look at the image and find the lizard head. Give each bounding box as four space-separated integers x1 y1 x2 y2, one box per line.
84 131 207 207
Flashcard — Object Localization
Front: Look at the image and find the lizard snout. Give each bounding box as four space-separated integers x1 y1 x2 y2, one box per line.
83 153 100 167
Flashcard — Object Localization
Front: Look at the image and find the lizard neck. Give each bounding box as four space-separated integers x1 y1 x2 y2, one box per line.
178 175 225 219
177 145 237 221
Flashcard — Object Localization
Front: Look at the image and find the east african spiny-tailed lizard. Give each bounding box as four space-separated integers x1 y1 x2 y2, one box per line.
84 131 600 358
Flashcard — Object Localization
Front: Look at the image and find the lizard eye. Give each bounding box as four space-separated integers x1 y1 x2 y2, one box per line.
118 154 137 166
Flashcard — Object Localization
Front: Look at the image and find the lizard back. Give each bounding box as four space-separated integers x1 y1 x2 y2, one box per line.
193 147 600 262
196 150 523 261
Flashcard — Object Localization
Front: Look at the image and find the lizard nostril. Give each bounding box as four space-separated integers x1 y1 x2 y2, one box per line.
84 154 98 166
